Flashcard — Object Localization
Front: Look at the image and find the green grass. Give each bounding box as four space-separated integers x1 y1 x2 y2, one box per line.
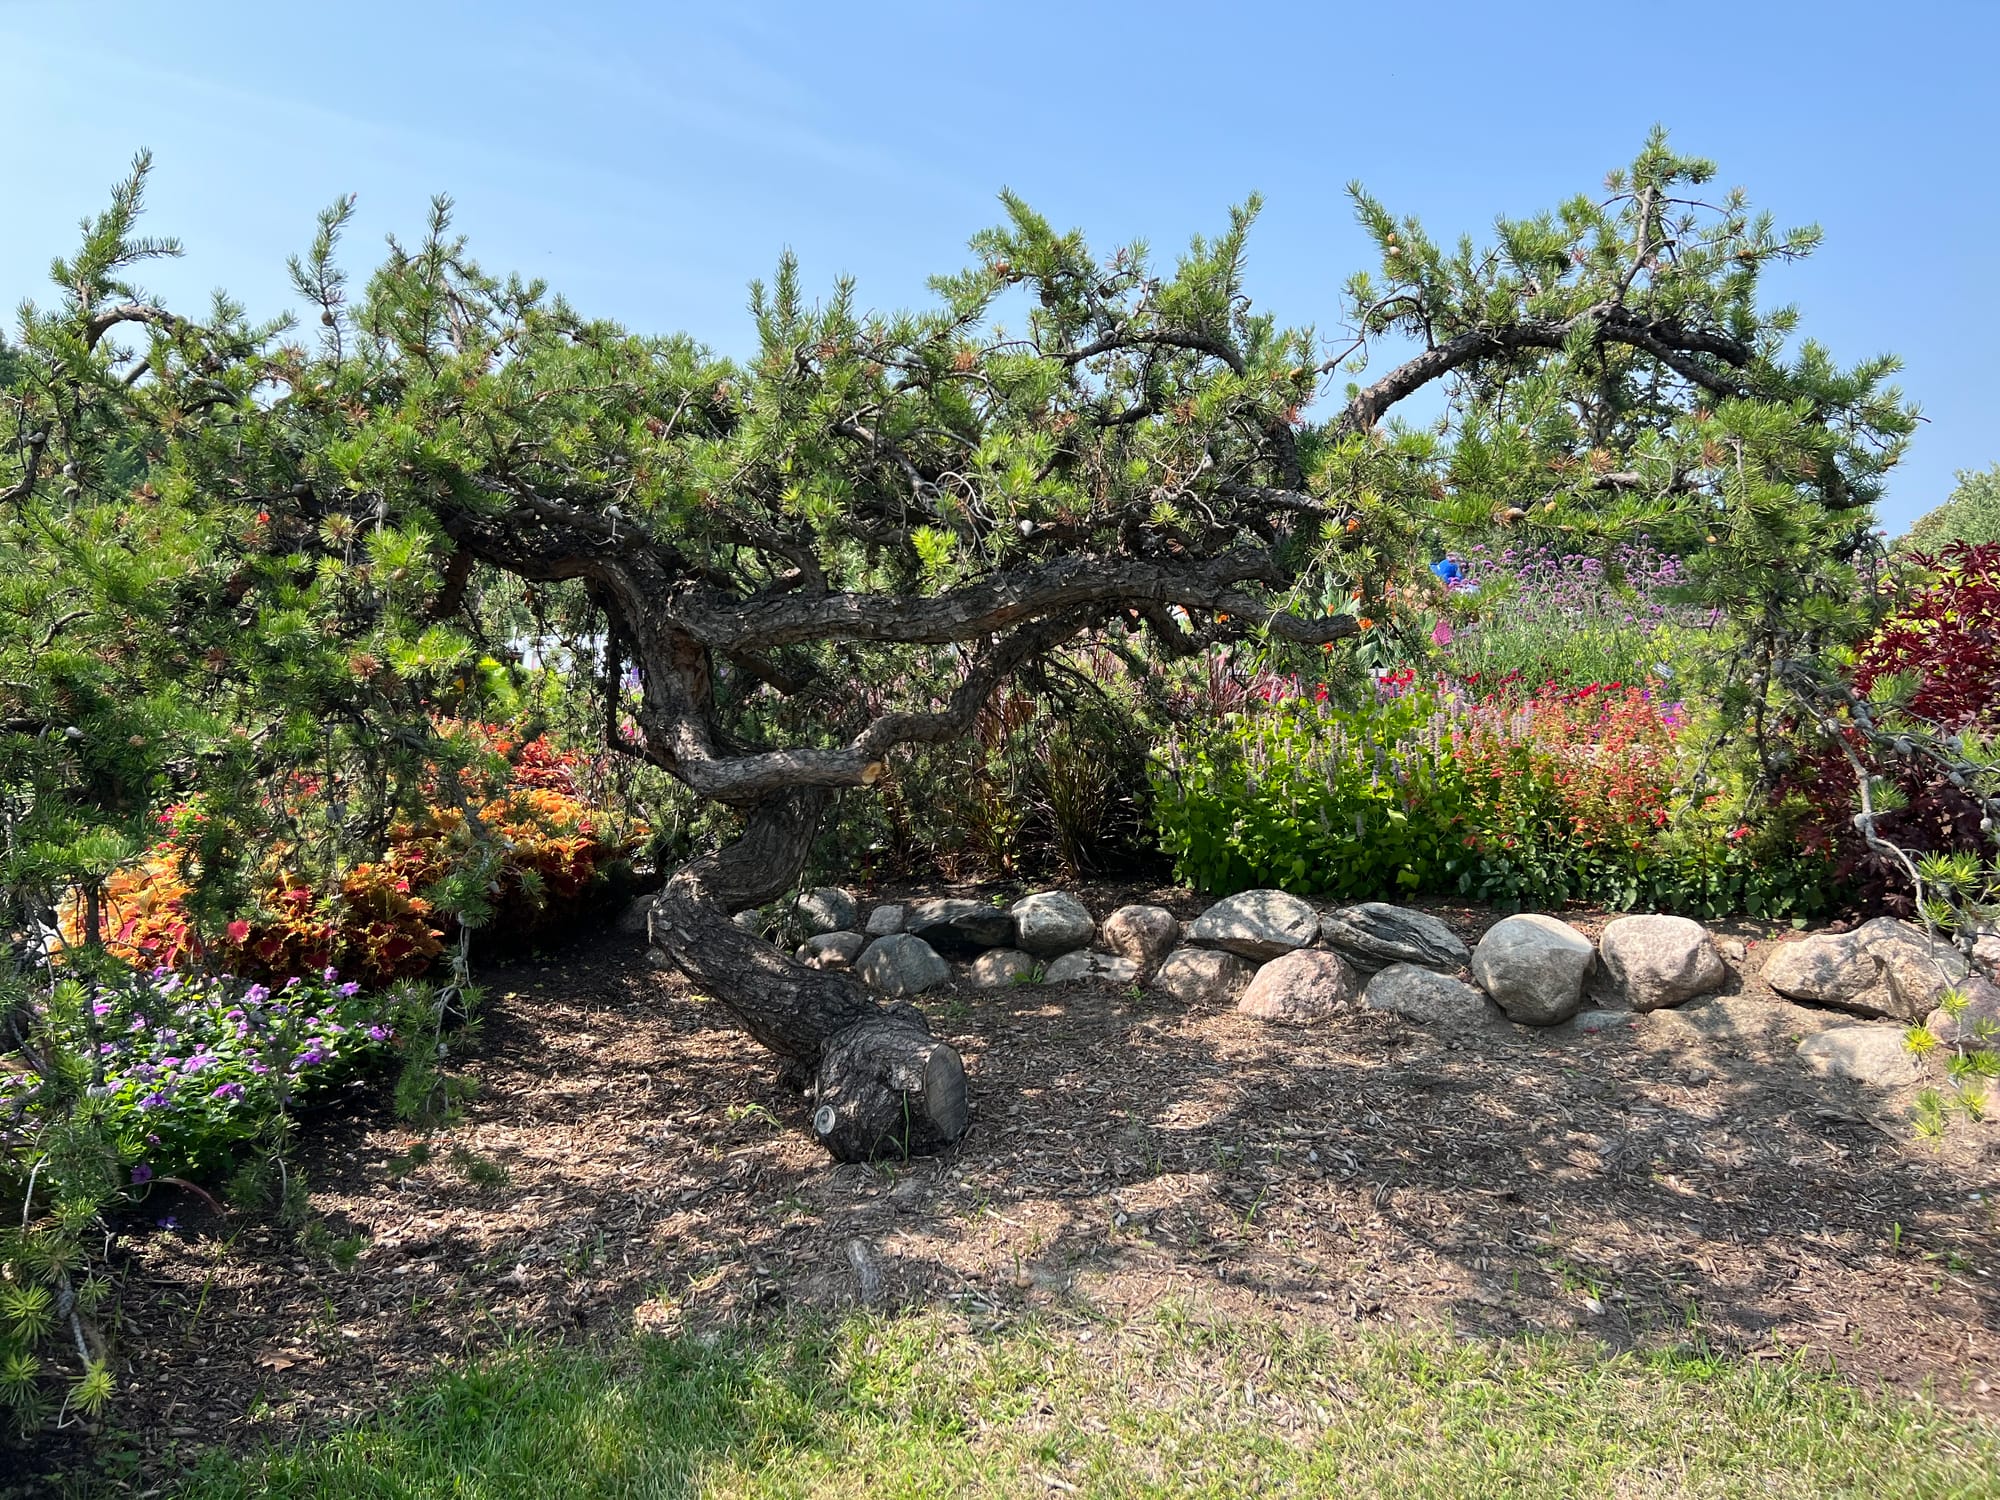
172 1308 2000 1499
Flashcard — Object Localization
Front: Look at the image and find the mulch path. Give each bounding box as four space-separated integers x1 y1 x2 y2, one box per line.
17 888 2000 1491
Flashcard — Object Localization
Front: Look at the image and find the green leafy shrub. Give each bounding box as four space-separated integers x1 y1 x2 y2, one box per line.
1152 670 1829 917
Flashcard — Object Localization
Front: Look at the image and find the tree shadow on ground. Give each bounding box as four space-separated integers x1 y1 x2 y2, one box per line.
63 924 2000 1490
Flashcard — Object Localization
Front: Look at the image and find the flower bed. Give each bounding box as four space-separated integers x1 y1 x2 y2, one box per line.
1 966 394 1184
63 728 644 983
1151 670 1825 918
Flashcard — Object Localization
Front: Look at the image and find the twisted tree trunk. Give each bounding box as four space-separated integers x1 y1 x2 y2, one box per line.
646 787 968 1162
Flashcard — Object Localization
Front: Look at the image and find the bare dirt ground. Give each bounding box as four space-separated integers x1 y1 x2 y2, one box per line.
26 890 2000 1489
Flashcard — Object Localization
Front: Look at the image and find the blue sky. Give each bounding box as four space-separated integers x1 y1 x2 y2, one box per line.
4 0 1993 531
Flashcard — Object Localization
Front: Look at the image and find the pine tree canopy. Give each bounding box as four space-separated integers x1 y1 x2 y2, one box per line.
0 132 1916 921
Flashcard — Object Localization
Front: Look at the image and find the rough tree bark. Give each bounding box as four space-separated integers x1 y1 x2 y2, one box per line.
645 785 968 1163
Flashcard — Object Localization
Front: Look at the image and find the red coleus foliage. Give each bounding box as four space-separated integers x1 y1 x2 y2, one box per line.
1789 543 2000 917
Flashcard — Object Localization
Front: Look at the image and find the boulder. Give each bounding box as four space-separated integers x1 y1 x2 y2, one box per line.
796 930 866 971
731 909 766 935
1471 914 1595 1026
1320 903 1470 973
906 898 1015 958
1973 924 2000 981
864 903 906 937
1100 904 1180 972
1762 919 1970 1021
855 933 952 997
1597 914 1727 1012
793 887 859 935
1189 889 1320 961
967 948 1038 989
1797 1024 1921 1090
1364 963 1495 1029
1858 917 1973 1017
1045 950 1141 986
1656 993 1838 1045
1009 891 1096 957
1926 975 2000 1047
1237 950 1361 1026
614 894 654 937
1152 947 1256 1007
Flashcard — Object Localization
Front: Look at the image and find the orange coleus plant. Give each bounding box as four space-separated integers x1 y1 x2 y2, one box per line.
64 729 642 983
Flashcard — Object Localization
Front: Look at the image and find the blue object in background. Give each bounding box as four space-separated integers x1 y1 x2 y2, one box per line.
1430 558 1462 583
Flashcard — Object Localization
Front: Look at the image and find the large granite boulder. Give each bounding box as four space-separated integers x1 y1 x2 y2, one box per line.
1152 947 1256 1007
1926 974 2000 1047
1320 903 1470 973
1364 963 1496 1031
1009 891 1096 958
855 933 952 996
864 903 905 937
1797 1024 1921 1090
793 887 859 936
1238 950 1360 1026
966 948 1038 989
1044 950 1141 986
906 898 1015 958
1099 904 1181 973
1598 914 1727 1012
1471 914 1595 1025
796 931 866 971
1972 923 2000 981
1762 918 1970 1021
1189 890 1319 961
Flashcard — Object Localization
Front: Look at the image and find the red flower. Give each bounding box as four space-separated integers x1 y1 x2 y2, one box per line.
226 920 251 944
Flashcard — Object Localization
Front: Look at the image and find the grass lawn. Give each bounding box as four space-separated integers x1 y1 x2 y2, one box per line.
172 1307 2000 1499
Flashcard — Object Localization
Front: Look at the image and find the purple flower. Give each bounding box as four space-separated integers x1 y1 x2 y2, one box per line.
92 1001 114 1016
366 1025 390 1042
137 1092 170 1111
211 1082 245 1101
157 1215 180 1230
131 1163 153 1184
337 982 360 997
244 984 270 1004
322 966 340 983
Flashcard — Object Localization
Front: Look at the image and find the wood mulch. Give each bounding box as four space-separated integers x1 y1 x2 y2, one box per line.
16 886 2000 1492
